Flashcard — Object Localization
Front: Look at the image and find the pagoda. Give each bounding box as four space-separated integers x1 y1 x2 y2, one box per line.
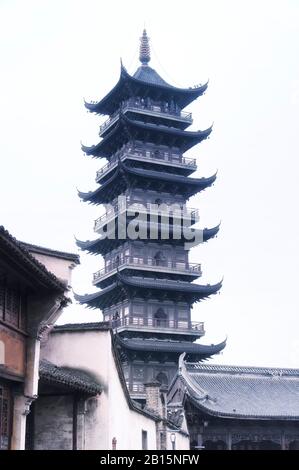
76 30 225 402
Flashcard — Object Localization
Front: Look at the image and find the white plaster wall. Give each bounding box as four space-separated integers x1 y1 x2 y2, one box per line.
166 430 190 451
41 329 157 450
29 252 74 286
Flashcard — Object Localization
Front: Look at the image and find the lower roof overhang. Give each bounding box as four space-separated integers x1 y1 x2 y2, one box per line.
78 163 216 205
82 114 212 159
116 335 226 361
76 224 220 256
74 274 222 309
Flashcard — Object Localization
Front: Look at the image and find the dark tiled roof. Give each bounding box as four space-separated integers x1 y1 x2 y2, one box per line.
0 226 67 293
81 114 212 158
76 223 220 256
53 322 111 332
21 242 80 264
78 161 215 204
133 65 172 87
182 362 299 420
74 275 222 309
39 360 102 395
117 336 226 357
118 275 222 297
84 64 208 115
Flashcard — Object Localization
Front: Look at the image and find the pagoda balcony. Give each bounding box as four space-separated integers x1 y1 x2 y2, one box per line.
96 148 197 183
99 99 193 137
110 315 205 336
94 200 199 232
93 256 202 285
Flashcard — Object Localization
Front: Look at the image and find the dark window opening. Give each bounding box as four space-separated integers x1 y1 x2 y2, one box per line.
0 382 12 450
156 372 168 387
142 430 148 450
0 282 26 330
154 308 168 327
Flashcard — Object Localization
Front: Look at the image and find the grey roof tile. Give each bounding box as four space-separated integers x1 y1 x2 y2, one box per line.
182 362 299 419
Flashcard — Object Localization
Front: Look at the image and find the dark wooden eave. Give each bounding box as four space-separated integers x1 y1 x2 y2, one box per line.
78 162 216 204
81 114 212 158
84 64 208 116
74 274 222 309
76 224 220 256
0 226 67 293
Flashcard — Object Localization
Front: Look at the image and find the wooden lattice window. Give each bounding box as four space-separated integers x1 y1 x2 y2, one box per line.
0 383 12 450
5 287 21 328
0 282 5 321
0 282 27 330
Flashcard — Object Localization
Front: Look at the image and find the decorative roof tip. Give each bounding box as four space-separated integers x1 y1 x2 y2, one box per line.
139 29 150 65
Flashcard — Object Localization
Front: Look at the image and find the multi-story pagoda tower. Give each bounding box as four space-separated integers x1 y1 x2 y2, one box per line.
76 30 225 402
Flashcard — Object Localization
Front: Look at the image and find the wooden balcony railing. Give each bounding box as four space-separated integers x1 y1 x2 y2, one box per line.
111 315 204 333
94 200 199 231
99 99 192 135
96 148 196 182
93 256 201 283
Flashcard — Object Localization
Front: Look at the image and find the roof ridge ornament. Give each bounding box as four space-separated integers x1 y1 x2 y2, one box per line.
139 29 151 65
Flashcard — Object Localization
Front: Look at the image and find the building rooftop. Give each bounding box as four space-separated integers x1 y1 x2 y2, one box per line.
179 361 299 420
39 360 103 395
78 160 215 204
0 226 68 293
74 274 222 309
117 336 226 358
53 322 110 332
21 242 80 264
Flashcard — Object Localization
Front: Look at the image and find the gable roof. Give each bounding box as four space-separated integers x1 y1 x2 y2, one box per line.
0 226 68 293
179 360 299 420
21 242 80 264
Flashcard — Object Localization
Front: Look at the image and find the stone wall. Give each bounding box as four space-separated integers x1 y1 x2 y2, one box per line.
34 395 73 450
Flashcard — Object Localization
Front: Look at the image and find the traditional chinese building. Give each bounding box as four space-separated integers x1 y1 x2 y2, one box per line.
29 322 189 450
168 355 299 450
0 226 79 450
76 30 225 402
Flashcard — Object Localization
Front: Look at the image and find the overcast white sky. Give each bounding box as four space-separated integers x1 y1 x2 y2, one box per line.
1 0 299 368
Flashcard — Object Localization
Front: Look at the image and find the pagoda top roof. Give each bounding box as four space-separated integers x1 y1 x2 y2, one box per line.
133 65 171 87
78 162 216 204
82 114 212 159
84 63 208 116
176 359 299 420
74 274 222 309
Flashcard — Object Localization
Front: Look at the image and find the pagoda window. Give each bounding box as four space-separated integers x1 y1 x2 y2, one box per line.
154 308 168 327
132 304 144 315
133 367 144 381
155 372 168 387
178 308 188 319
154 251 166 267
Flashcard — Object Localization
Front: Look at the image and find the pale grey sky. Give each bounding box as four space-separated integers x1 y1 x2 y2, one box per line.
1 0 299 367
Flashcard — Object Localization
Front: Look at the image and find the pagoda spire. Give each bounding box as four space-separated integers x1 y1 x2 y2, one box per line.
139 29 150 65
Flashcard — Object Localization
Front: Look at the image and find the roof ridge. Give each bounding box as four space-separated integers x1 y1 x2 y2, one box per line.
20 241 80 264
186 362 299 375
0 226 67 292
